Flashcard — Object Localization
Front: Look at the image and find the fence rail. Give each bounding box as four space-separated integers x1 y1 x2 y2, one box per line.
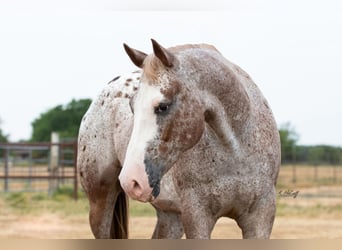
278 164 342 186
0 141 78 200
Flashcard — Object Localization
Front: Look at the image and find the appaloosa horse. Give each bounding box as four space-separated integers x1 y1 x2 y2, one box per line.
77 39 280 239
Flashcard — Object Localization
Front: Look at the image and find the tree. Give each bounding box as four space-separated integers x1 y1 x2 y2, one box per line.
279 122 299 163
0 118 8 142
307 145 342 165
307 145 325 166
31 99 92 142
0 118 8 156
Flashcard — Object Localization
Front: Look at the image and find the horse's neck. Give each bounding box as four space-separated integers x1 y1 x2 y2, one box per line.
192 53 253 151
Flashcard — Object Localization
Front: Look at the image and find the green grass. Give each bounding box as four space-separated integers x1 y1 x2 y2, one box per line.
0 187 156 218
129 199 155 217
0 186 89 217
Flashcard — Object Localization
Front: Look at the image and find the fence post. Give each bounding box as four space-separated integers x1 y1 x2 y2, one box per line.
333 165 337 183
49 132 59 195
4 147 9 192
292 164 297 183
73 140 78 200
291 146 297 183
314 164 318 182
28 149 33 189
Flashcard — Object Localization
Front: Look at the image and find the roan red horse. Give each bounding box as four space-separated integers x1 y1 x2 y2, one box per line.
77 39 280 239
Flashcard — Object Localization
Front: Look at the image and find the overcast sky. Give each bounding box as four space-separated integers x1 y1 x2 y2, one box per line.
0 0 341 146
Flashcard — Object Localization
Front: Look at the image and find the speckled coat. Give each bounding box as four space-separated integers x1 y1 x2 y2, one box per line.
77 40 280 239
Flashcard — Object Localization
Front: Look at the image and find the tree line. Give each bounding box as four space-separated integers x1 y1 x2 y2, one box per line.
279 123 342 165
1 100 342 166
30 99 92 142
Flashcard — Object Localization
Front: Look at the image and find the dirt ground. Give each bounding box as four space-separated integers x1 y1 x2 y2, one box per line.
0 214 342 239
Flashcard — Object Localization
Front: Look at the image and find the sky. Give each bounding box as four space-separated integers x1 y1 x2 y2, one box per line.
0 0 341 146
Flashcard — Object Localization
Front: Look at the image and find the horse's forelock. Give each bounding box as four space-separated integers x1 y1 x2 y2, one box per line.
142 55 164 83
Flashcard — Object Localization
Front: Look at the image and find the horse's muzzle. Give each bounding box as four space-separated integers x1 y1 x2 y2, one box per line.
118 171 154 203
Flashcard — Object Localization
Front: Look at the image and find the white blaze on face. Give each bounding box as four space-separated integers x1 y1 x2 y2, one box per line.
119 83 164 201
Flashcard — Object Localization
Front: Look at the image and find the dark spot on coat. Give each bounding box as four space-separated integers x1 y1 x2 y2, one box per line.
110 75 120 83
115 91 123 98
158 143 168 154
101 100 105 106
82 145 86 151
124 93 129 98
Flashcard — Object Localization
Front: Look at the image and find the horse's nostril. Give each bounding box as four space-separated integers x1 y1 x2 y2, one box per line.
132 180 140 189
131 180 143 197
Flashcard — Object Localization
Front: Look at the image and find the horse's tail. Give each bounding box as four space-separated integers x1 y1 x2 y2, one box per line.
111 191 129 238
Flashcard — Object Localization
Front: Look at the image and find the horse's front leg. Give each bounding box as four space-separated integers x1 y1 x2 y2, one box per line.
152 209 184 239
236 187 277 239
180 194 217 239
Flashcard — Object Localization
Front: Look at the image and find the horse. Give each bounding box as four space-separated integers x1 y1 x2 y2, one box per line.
77 39 280 239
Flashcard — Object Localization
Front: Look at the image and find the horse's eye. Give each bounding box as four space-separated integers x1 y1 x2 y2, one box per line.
155 102 171 114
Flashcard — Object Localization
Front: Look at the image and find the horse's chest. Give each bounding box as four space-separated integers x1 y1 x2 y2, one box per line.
151 169 181 213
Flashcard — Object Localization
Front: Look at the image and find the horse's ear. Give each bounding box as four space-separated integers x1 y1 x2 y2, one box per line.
151 39 174 67
123 43 147 68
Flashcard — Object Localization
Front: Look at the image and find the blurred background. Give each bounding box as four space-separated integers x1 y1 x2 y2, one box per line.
0 0 341 238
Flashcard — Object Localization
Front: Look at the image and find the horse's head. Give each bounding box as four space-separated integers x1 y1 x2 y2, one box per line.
119 39 205 202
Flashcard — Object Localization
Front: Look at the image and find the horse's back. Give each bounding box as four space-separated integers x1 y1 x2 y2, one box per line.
78 70 141 175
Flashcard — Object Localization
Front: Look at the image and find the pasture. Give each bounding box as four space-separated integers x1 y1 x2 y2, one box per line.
0 165 341 239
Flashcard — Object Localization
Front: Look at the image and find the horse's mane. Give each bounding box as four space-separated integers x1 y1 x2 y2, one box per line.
168 44 219 53
143 43 219 82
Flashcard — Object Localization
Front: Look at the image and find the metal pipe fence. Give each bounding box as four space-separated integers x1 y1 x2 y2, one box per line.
0 141 78 200
279 145 342 188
